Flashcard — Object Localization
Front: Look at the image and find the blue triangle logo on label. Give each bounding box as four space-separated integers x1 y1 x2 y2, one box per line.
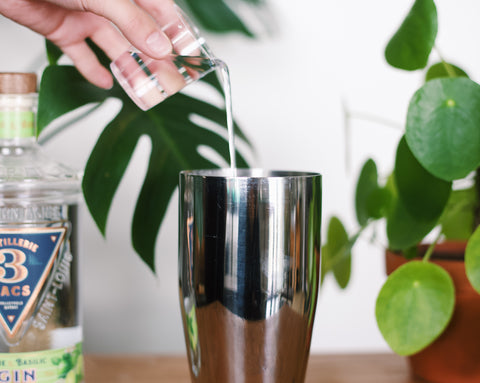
0 227 66 339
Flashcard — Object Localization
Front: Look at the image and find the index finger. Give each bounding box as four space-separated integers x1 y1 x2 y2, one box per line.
134 0 178 26
58 0 173 58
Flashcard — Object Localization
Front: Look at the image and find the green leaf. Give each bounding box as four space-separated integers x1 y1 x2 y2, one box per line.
45 40 63 65
84 92 248 271
403 246 419 260
376 261 455 355
385 175 437 251
51 357 62 366
466 226 480 293
38 63 250 272
426 62 469 82
322 217 353 289
38 66 110 136
320 244 330 285
440 187 478 240
182 0 254 36
394 136 451 222
385 0 437 71
330 217 351 288
406 77 480 181
386 198 437 251
355 159 388 226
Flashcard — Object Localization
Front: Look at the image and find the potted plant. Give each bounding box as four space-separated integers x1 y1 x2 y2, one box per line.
322 0 480 381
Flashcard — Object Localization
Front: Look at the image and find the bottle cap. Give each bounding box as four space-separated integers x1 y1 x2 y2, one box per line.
0 73 37 94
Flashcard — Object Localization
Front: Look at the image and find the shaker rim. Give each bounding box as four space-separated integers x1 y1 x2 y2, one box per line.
179 168 322 179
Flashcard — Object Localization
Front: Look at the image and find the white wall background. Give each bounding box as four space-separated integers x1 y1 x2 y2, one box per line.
1 0 480 354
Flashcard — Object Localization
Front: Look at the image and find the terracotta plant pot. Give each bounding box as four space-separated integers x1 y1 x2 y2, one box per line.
386 241 480 383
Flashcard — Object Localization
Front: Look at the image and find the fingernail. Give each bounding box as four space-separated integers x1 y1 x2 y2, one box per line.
146 31 171 57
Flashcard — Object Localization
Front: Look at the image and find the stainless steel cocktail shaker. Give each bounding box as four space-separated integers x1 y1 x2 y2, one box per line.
179 169 322 383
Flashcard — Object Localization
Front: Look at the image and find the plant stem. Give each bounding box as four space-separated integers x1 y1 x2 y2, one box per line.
327 226 366 270
342 101 402 173
423 231 443 263
434 45 456 78
342 98 351 174
345 111 403 130
441 60 457 78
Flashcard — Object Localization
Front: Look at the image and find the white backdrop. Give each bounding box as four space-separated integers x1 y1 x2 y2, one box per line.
1 0 479 354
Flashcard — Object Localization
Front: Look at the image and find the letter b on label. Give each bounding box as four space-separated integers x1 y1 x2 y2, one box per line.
0 249 28 283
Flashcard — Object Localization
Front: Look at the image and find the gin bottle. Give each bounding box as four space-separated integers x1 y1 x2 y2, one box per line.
0 73 83 382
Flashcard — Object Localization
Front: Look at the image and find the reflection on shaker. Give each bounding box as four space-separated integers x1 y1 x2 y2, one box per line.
179 169 322 383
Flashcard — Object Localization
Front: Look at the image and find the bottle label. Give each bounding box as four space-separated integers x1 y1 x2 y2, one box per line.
0 112 35 139
0 228 66 341
0 342 84 383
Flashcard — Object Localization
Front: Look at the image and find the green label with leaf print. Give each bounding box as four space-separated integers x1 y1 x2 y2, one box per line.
0 112 35 139
0 342 84 383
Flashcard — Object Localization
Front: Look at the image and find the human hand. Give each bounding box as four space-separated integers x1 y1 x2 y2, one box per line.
0 0 177 89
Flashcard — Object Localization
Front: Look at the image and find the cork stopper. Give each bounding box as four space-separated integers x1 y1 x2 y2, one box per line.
0 73 37 94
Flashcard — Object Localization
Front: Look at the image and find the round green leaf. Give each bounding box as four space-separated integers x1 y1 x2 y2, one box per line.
355 159 387 226
368 188 391 220
439 187 478 240
325 216 351 289
386 196 437 251
385 0 437 71
406 77 480 181
394 136 451 222
376 261 455 356
320 244 330 285
466 226 480 293
403 246 419 260
426 62 469 82
385 175 437 251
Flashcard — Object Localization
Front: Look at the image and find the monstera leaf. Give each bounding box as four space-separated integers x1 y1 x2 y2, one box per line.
38 41 251 272
180 0 264 36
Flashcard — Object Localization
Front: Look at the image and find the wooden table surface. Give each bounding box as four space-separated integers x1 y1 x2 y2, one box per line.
85 353 420 382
